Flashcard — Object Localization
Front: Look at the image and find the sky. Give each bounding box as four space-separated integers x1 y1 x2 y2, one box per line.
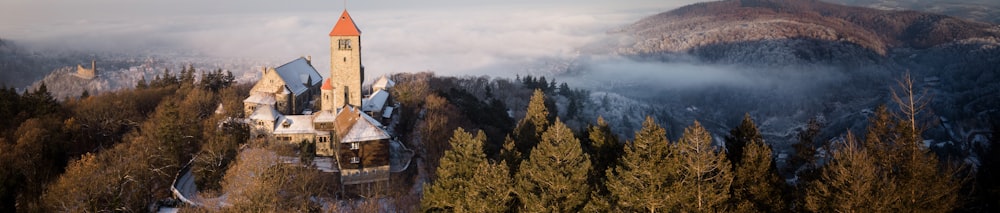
0 0 706 78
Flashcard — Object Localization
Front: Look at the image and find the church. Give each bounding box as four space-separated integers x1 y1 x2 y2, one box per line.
243 10 396 186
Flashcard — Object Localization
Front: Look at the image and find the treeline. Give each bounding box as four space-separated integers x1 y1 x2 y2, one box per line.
420 88 1000 212
0 67 248 212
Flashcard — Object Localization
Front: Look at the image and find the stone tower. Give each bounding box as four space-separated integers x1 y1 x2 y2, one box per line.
321 79 335 111
76 60 97 80
329 10 363 109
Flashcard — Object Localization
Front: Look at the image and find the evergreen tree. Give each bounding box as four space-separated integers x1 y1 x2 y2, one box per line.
725 114 785 212
586 116 622 189
538 76 548 91
299 139 316 166
558 82 571 97
422 128 488 211
805 132 887 212
180 65 196 86
464 160 513 213
0 86 20 126
499 136 521 176
605 116 676 212
724 113 761 164
675 121 732 212
513 89 550 159
864 105 897 167
517 119 591 212
27 83 59 116
807 107 961 212
789 117 821 178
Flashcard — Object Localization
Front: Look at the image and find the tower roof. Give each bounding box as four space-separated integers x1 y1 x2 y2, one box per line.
321 78 334 90
329 10 361 36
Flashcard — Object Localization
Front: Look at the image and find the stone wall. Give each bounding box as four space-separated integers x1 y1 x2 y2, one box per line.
330 35 363 108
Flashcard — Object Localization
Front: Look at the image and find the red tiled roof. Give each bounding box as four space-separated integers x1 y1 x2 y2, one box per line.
329 10 361 36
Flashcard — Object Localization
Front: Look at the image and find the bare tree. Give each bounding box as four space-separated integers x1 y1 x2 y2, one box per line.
890 70 932 137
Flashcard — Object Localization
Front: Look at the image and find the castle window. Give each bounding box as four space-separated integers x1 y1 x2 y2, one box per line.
338 39 352 50
350 142 360 150
350 157 360 164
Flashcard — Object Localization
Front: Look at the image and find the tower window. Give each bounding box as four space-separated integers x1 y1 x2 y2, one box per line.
338 39 352 50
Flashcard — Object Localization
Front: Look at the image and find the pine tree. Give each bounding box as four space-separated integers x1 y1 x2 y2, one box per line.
416 127 514 212
517 119 591 212
27 82 58 116
605 116 676 212
422 128 488 212
675 121 732 212
586 116 622 187
180 65 196 86
724 113 760 164
788 117 821 179
499 136 521 176
807 105 961 212
464 160 513 213
513 89 550 159
725 114 785 212
805 132 887 212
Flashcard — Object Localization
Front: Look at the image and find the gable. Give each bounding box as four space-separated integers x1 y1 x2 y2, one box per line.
251 70 287 94
273 57 323 96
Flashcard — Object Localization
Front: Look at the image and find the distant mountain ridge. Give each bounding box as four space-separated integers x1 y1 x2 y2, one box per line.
619 0 1000 58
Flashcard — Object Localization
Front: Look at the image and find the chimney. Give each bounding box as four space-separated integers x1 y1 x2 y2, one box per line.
262 66 267 74
91 60 96 71
306 56 312 65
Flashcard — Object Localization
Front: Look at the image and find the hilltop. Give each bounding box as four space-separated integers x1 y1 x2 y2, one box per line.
614 0 1000 64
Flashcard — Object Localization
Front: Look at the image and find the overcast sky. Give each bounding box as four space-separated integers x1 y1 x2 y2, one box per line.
1 0 707 77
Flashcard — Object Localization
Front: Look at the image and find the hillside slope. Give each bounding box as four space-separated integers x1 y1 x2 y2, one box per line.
618 0 1000 59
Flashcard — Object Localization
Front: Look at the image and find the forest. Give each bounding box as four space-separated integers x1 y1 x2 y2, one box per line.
0 69 998 212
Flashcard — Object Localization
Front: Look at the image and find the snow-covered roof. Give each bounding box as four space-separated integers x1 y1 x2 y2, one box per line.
362 90 389 112
274 115 317 135
243 92 276 105
342 112 390 143
314 110 337 123
249 105 282 121
274 57 322 96
372 75 395 90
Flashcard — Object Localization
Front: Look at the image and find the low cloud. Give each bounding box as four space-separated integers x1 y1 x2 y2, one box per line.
3 1 698 78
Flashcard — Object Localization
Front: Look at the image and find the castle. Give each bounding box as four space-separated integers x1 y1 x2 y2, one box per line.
243 10 397 186
75 60 97 79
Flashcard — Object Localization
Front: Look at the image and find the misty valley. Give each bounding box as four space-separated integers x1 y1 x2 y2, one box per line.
2 0 1000 212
